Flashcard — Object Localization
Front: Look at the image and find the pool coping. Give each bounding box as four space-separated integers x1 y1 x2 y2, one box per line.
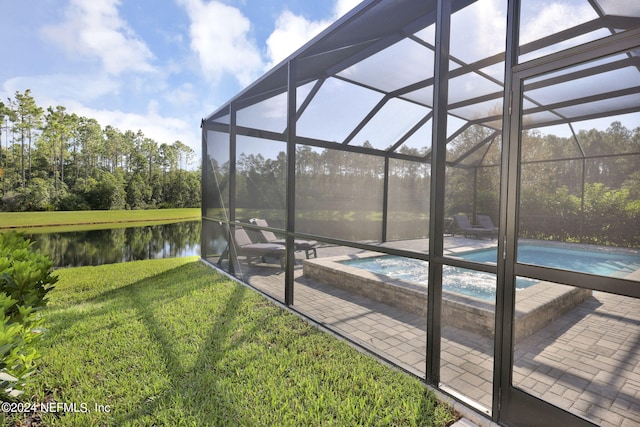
303 252 592 342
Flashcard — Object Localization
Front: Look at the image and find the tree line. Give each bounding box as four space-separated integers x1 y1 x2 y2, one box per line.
0 89 200 212
439 121 639 247
210 121 639 245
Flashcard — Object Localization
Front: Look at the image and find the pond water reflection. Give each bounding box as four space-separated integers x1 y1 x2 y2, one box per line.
25 221 201 268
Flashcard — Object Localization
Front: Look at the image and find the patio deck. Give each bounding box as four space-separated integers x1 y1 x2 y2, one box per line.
215 237 640 427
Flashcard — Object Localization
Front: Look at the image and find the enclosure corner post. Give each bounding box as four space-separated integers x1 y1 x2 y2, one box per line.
426 0 452 386
285 59 298 306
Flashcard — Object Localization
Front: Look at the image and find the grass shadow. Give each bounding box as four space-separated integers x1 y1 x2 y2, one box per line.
116 276 255 425
27 259 457 426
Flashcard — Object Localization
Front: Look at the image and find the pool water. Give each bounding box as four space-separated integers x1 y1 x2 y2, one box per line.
341 244 640 301
341 256 534 301
463 244 640 277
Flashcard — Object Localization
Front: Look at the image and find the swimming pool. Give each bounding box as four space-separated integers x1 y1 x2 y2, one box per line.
463 243 640 277
340 255 529 301
340 243 640 301
304 251 595 340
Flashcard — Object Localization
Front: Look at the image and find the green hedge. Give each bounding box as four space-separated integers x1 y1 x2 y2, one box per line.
0 232 57 400
520 183 640 247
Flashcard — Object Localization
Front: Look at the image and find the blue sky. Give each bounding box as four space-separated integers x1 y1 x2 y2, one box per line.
1 0 362 161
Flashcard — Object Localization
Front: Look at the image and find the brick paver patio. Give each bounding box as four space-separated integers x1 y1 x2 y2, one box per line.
222 239 640 427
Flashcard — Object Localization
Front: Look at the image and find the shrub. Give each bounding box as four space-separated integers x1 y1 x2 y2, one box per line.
0 232 57 400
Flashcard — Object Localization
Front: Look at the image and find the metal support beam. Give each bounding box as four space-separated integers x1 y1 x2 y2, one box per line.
285 59 298 306
228 103 237 276
382 155 390 243
451 132 499 165
426 0 451 386
496 0 522 420
343 95 391 145
200 120 207 259
296 77 325 121
472 167 478 223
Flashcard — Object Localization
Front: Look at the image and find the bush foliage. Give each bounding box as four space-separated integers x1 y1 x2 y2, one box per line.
520 183 640 247
0 232 57 400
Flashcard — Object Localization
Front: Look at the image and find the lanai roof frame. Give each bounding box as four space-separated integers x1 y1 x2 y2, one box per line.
203 0 640 165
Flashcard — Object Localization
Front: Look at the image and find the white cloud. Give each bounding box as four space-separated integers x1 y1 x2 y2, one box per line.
175 0 362 86
447 0 507 62
66 99 200 155
164 83 197 107
265 11 329 68
334 0 363 18
41 0 155 75
1 77 200 159
265 0 362 68
520 2 596 46
597 0 640 16
2 73 120 105
178 0 263 86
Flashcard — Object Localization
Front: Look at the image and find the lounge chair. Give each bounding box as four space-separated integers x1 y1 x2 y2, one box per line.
233 227 286 267
453 214 496 239
250 218 318 259
476 215 499 233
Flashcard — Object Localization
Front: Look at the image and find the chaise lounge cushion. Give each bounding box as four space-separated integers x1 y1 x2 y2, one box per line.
476 215 499 233
234 227 285 266
250 218 318 258
453 214 496 238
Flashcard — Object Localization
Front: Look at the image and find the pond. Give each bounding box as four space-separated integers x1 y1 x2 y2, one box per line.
24 221 201 268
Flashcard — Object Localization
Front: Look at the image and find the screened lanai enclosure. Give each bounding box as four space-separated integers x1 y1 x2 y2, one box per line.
201 1 640 426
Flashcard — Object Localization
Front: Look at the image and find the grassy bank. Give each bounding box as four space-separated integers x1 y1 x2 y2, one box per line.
11 258 456 426
0 208 200 231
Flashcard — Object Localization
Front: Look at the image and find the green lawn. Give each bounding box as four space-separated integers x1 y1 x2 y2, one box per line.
10 258 457 426
0 208 200 232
